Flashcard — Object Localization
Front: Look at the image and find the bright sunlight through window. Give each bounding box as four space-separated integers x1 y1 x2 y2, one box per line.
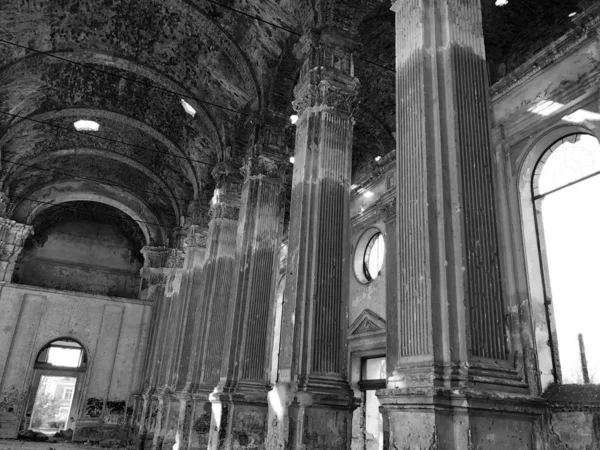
535 133 600 383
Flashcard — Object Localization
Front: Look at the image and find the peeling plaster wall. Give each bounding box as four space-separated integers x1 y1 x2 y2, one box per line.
0 284 151 439
14 219 143 298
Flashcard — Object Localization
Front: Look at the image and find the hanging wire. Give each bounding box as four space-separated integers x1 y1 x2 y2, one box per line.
0 110 214 167
0 38 247 116
1 158 191 204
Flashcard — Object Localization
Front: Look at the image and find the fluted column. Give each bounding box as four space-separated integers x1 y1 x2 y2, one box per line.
171 221 210 450
182 164 242 450
378 1 541 448
208 141 287 448
136 246 169 448
158 203 210 449
267 30 358 449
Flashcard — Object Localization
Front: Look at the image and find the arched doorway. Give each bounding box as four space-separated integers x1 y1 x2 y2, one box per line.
24 339 87 436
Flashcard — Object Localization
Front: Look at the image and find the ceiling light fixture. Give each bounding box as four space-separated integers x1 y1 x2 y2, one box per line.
364 191 374 198
289 156 295 164
375 156 382 162
180 99 197 117
351 184 358 190
73 120 100 131
290 114 299 124
569 11 577 17
495 0 508 5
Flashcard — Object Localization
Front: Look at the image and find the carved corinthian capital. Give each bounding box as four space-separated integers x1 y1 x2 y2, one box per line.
240 154 288 181
0 217 33 281
292 31 360 116
183 224 207 250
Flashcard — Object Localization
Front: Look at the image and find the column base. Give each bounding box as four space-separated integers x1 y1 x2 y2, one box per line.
208 384 269 450
186 392 212 450
378 388 545 449
266 379 356 450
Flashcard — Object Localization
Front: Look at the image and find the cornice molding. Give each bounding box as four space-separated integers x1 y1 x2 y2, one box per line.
491 5 600 101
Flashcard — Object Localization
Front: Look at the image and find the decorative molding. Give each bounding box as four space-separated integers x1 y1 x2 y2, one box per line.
183 225 207 249
166 248 184 269
209 203 240 221
240 154 288 180
491 4 600 100
141 246 169 268
351 189 396 231
348 309 386 338
293 79 358 116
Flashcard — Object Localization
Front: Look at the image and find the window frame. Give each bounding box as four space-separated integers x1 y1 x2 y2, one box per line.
521 127 600 387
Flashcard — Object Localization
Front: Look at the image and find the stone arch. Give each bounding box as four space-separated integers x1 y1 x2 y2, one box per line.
517 123 596 390
10 180 167 246
0 107 200 198
3 148 182 221
0 51 222 151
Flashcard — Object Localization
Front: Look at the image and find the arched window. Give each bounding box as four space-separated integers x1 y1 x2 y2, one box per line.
26 339 87 433
533 133 600 384
35 339 86 369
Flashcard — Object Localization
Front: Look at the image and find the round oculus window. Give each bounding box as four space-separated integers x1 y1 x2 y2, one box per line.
354 228 385 284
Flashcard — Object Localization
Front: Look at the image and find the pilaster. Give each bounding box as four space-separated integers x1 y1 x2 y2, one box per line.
267 29 359 449
208 121 288 448
379 0 542 448
183 165 242 449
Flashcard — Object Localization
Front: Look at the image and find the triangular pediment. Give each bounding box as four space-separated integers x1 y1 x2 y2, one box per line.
348 309 386 337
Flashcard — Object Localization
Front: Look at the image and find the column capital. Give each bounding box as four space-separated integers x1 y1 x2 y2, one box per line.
141 246 169 268
166 248 185 269
240 154 289 181
0 217 33 281
209 165 242 221
183 225 207 250
292 30 360 117
0 192 9 217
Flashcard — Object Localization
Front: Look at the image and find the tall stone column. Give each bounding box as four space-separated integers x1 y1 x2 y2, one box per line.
267 30 359 449
182 164 241 449
378 1 541 448
208 115 287 449
158 204 210 449
136 246 169 448
169 220 210 450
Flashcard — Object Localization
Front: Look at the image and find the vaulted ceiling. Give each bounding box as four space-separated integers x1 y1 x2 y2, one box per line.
0 0 592 247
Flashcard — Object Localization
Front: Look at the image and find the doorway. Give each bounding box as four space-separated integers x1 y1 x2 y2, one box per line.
24 339 87 435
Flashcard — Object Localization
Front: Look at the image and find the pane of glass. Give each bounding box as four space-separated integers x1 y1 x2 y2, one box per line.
365 234 385 281
364 357 386 380
539 174 600 383
365 390 384 450
30 376 77 434
537 134 600 196
47 347 82 367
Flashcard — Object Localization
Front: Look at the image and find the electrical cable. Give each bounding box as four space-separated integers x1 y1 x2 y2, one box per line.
0 38 247 117
201 0 396 73
0 110 215 167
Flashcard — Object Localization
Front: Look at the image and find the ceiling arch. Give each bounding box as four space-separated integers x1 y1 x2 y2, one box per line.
3 147 182 221
0 0 260 111
0 108 199 197
0 51 222 151
11 180 168 246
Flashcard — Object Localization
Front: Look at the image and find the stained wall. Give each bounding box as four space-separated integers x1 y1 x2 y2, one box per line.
14 219 143 299
0 284 151 439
